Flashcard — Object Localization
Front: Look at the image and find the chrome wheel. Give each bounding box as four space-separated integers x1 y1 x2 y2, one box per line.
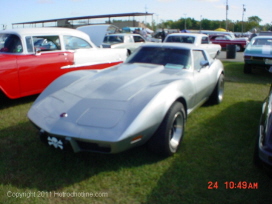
147 102 185 157
169 112 184 152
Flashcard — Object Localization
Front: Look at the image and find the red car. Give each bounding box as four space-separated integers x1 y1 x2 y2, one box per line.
0 28 127 99
209 34 248 52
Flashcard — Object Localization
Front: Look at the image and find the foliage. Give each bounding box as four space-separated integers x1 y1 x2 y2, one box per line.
155 16 271 32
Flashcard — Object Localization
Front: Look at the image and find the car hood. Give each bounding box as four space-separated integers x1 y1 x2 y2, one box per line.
245 44 272 56
29 63 189 137
61 63 187 102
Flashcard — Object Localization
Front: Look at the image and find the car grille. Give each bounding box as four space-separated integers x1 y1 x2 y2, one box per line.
251 57 272 61
252 56 265 61
76 141 111 153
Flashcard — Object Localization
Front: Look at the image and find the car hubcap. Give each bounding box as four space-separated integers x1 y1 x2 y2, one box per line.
218 77 224 102
169 112 183 151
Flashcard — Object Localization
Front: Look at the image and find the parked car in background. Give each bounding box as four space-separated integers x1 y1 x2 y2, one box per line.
254 82 272 168
0 27 127 99
259 31 272 36
102 33 146 55
244 36 272 73
209 34 248 52
200 30 236 39
164 33 221 58
28 43 224 157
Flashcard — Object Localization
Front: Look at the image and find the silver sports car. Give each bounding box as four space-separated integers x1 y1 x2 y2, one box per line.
28 43 224 156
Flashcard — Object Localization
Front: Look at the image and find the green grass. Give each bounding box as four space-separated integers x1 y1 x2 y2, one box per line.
0 62 272 204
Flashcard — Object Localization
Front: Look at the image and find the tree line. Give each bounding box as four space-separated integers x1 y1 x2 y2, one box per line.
147 16 271 33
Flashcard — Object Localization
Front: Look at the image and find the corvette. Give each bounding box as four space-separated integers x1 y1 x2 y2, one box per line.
28 43 224 156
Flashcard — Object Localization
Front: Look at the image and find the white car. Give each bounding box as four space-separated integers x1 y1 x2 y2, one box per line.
77 25 152 55
102 33 147 54
164 33 221 59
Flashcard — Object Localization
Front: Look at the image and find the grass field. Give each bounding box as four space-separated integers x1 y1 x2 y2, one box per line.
0 62 271 204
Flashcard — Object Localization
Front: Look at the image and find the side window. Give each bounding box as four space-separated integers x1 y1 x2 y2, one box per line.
133 36 145 43
215 36 226 40
0 34 23 53
64 35 92 50
201 37 209 44
193 50 207 71
26 36 34 53
33 35 61 51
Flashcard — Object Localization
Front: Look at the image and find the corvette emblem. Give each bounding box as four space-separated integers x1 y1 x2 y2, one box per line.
47 137 64 150
60 112 68 118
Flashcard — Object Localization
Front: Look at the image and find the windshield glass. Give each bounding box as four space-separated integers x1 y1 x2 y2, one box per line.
103 35 124 44
251 38 272 46
165 36 195 44
0 33 23 53
126 46 191 69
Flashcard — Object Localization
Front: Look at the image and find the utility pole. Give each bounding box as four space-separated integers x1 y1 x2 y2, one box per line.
226 0 229 30
242 4 246 35
200 15 202 31
144 5 148 25
184 14 187 30
1 24 6 30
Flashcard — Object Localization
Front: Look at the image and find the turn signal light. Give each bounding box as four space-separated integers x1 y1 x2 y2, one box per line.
131 135 143 144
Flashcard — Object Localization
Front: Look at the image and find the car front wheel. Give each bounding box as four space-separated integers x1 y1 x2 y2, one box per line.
147 102 186 157
208 74 224 105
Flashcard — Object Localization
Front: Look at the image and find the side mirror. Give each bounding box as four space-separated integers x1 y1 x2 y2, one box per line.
35 48 41 56
200 60 209 68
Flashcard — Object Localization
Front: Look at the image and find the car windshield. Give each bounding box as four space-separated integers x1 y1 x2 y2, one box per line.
165 36 195 44
252 38 272 46
103 35 124 44
126 46 191 69
0 33 23 53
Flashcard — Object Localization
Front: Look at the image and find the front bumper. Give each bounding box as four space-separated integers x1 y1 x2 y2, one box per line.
244 55 272 70
30 121 151 154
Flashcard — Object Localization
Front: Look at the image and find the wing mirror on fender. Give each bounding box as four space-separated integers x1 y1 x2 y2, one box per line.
35 48 41 56
200 60 209 68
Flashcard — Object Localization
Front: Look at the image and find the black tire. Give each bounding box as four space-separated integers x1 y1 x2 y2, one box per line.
147 102 185 157
208 74 224 105
236 44 242 52
244 64 252 74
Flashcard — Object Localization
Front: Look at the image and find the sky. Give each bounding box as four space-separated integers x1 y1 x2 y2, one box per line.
0 0 271 30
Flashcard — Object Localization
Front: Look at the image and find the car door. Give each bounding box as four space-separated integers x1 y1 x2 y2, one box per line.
192 50 212 105
200 36 213 56
17 35 73 97
130 35 145 52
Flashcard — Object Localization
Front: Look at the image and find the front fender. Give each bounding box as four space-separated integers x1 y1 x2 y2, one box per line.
120 80 190 141
33 70 96 105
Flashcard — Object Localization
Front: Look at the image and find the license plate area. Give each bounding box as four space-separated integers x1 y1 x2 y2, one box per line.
39 131 66 150
47 136 64 150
